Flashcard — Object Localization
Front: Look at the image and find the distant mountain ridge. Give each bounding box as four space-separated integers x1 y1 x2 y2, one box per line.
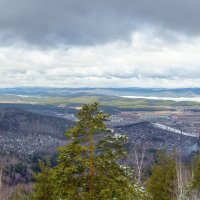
1 87 200 97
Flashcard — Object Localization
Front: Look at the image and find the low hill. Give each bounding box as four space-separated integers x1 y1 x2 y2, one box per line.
114 122 198 154
0 108 73 157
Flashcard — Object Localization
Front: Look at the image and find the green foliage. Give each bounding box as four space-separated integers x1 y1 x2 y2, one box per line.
10 187 30 200
133 184 152 200
187 152 200 198
192 152 200 190
31 160 55 200
53 102 135 199
147 150 177 200
32 102 137 200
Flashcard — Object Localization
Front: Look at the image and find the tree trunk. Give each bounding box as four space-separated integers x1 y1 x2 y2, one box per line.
134 146 146 184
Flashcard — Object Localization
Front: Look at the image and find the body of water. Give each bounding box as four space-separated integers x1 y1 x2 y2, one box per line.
121 96 200 102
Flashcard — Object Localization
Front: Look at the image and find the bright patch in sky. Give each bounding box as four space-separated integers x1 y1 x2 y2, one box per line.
1 0 200 88
1 31 200 88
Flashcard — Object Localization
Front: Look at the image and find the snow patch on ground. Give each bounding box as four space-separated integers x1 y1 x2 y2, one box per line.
152 123 198 138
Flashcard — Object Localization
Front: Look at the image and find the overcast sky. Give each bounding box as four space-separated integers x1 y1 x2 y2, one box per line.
1 0 200 88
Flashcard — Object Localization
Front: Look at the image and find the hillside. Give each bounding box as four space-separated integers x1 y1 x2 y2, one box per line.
114 122 198 155
0 108 73 156
0 108 198 157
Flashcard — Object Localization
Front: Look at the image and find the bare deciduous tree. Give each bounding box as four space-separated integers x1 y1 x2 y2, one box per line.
129 143 148 184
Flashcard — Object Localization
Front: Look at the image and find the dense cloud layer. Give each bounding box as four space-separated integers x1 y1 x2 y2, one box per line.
1 0 200 87
1 32 200 88
0 0 200 46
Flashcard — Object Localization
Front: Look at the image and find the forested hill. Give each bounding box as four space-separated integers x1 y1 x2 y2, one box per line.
0 108 73 156
114 122 198 154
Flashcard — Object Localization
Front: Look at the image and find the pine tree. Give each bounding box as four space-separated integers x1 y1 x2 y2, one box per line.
52 102 136 200
31 160 55 200
147 150 177 200
190 152 200 198
10 186 30 200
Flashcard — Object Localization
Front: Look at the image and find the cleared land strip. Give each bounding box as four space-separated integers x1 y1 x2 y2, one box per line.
152 123 197 137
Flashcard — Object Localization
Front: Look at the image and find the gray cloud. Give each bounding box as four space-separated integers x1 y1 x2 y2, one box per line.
0 0 200 47
1 25 200 88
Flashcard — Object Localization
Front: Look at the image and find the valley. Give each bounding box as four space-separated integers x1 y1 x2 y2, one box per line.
1 88 200 198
